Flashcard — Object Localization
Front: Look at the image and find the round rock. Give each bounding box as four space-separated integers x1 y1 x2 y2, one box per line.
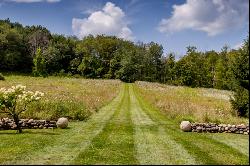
56 117 69 129
180 121 192 132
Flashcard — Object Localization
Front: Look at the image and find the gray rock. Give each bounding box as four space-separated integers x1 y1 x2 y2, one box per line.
240 124 246 129
31 122 36 126
230 127 236 132
56 117 69 129
28 119 34 123
197 126 202 133
222 124 227 127
180 121 192 132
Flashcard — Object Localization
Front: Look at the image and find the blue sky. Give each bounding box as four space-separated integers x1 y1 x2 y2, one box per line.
0 0 249 57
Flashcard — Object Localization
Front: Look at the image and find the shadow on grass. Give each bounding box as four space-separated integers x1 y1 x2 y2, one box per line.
0 71 32 77
0 130 60 135
60 127 71 130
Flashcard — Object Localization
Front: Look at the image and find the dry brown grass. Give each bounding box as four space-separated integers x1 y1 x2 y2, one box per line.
135 81 248 124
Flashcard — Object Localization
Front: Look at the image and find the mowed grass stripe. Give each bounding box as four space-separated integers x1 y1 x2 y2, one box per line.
133 84 249 165
73 84 137 165
43 84 125 165
1 84 124 165
129 84 198 165
208 133 249 156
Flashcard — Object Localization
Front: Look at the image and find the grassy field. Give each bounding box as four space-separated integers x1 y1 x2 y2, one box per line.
0 81 248 165
0 75 121 120
136 81 248 124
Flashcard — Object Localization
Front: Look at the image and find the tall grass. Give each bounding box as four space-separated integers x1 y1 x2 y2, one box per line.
135 81 248 124
0 75 121 120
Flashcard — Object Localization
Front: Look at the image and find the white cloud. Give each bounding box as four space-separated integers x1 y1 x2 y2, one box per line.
72 2 134 41
233 42 243 49
9 0 60 3
158 0 249 36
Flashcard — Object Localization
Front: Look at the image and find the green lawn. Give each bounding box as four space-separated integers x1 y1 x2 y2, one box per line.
0 83 249 165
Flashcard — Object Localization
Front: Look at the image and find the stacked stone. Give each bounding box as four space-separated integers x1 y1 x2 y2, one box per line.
0 118 57 130
191 123 249 135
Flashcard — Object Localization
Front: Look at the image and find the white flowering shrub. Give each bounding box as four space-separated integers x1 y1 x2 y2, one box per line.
0 84 44 133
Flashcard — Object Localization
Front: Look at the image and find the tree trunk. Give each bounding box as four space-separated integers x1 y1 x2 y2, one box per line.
13 114 22 133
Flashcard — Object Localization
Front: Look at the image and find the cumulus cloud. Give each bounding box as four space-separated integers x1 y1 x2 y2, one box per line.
72 2 134 41
9 0 60 3
158 0 249 36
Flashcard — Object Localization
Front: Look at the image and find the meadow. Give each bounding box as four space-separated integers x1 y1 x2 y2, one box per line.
0 75 121 120
136 81 248 124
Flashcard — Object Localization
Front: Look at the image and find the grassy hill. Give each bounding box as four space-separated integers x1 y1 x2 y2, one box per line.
0 76 249 165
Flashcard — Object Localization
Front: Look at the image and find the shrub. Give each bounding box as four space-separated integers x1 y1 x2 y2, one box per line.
0 73 5 80
25 100 91 121
230 87 249 117
73 109 91 121
32 48 48 77
53 69 67 77
0 85 44 133
73 74 81 78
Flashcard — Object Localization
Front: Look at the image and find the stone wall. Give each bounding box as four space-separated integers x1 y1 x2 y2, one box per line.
191 123 249 135
0 118 57 130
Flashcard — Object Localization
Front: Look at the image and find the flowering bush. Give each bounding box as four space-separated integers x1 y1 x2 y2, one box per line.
0 84 44 133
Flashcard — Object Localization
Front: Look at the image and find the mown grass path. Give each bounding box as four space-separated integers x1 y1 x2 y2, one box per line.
0 83 249 165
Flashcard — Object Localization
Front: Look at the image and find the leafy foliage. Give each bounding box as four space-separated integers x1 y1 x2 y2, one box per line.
230 37 249 117
32 48 47 77
0 85 44 133
0 19 249 117
0 73 5 80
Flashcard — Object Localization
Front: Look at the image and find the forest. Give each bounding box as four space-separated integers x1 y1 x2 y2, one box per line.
0 19 249 117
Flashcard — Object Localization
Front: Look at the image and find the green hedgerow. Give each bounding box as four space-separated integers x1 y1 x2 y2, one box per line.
0 73 5 81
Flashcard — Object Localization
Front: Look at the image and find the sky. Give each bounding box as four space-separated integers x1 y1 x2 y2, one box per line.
0 0 249 57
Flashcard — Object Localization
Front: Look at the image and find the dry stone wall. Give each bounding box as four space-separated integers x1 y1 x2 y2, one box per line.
0 118 57 130
191 122 249 135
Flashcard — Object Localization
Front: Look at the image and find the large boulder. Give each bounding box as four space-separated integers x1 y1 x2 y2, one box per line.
180 121 192 132
56 117 69 129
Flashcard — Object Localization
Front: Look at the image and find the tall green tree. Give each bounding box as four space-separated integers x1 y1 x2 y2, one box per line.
32 48 47 77
164 53 176 83
230 37 249 117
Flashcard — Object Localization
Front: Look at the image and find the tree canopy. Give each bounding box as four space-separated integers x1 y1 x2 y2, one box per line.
0 19 249 117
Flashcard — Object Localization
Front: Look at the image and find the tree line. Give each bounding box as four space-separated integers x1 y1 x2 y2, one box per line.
0 19 249 117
